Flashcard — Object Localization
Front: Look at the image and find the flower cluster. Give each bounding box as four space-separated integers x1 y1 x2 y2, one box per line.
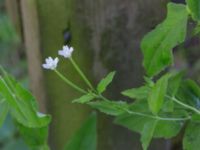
42 57 59 70
42 45 74 70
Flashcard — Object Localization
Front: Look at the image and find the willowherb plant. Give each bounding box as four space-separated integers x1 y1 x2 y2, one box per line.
0 1 200 150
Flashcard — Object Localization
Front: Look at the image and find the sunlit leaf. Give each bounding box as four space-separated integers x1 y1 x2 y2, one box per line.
141 3 188 76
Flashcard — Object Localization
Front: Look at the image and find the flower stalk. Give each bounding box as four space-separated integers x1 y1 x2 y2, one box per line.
69 57 95 91
54 69 87 94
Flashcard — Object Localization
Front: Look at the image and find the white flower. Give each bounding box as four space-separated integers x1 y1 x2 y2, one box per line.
42 57 59 70
58 45 74 58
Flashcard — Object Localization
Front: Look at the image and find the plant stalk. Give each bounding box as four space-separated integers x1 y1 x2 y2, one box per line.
54 69 87 94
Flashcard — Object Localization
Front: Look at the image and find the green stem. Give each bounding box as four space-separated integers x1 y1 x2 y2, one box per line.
169 96 200 115
125 109 190 121
54 70 87 94
98 94 190 121
70 57 95 90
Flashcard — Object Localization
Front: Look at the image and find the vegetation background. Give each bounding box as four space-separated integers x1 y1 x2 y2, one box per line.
0 0 199 150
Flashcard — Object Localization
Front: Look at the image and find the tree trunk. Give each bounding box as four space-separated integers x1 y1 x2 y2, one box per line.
8 0 173 150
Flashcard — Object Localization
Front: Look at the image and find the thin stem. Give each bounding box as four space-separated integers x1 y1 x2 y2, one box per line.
70 57 95 90
125 109 190 121
166 95 200 115
98 94 190 121
54 69 87 94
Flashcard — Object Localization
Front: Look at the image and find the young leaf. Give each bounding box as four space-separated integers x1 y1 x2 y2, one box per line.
64 113 97 150
88 100 128 116
97 71 116 94
72 93 95 104
121 86 150 100
141 121 157 150
183 122 200 150
186 0 200 21
141 3 188 77
148 74 170 115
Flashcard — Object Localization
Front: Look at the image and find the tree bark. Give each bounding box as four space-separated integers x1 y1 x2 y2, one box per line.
11 0 173 149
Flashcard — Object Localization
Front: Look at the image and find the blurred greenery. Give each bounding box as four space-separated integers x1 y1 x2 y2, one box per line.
0 115 28 150
0 0 29 149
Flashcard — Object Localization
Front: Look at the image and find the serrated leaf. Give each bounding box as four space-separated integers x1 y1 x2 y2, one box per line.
64 113 97 150
183 122 200 150
186 0 200 21
97 71 116 93
72 93 95 104
88 100 128 116
122 86 150 100
141 3 188 77
141 120 157 150
148 74 170 114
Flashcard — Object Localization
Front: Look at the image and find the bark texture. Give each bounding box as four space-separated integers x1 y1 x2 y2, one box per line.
8 0 174 150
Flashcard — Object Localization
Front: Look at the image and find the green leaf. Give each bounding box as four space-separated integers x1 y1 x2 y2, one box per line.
115 113 182 139
88 100 128 116
148 74 170 114
122 86 150 100
183 122 200 150
162 98 174 113
186 0 200 21
176 80 200 109
191 114 200 123
167 71 184 97
192 24 200 36
115 101 182 139
141 120 157 150
97 71 116 93
0 75 51 128
64 113 97 150
0 100 9 127
72 93 95 104
141 3 188 77
153 118 183 138
17 123 50 150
